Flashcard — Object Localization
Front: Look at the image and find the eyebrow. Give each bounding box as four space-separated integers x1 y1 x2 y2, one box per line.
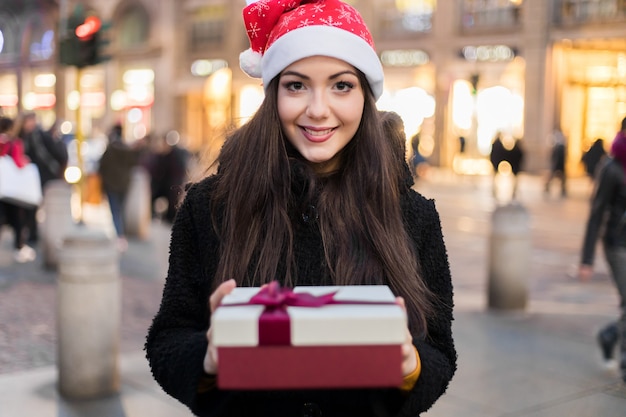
281 69 358 80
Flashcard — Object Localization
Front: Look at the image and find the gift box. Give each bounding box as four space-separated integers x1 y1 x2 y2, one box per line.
212 283 406 390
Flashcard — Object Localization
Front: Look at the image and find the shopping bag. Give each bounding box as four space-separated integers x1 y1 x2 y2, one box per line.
0 155 43 208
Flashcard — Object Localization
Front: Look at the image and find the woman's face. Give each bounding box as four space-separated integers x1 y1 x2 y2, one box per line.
277 55 365 174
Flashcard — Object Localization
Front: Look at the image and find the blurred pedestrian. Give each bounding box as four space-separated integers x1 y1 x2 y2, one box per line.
146 0 456 415
579 116 626 383
458 135 466 154
379 110 411 179
582 138 607 181
489 132 507 197
380 111 417 186
409 132 428 179
0 117 35 262
17 112 68 246
544 128 567 197
98 123 139 252
149 130 190 223
508 137 525 199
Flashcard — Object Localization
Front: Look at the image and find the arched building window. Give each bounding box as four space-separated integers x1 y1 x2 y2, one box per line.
188 2 227 52
118 3 150 49
27 13 55 62
461 0 523 29
377 0 436 39
0 12 21 63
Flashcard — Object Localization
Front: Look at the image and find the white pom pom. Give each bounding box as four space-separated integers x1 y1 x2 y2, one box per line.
239 48 263 78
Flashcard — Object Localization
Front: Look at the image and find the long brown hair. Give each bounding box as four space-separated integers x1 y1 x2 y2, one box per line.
211 72 434 335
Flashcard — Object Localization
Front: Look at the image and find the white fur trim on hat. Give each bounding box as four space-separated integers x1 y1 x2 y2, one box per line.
239 48 263 79
261 25 384 100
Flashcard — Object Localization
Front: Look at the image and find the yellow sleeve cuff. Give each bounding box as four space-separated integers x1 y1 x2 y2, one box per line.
399 345 421 392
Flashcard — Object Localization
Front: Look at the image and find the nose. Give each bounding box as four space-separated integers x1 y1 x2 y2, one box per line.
305 90 330 120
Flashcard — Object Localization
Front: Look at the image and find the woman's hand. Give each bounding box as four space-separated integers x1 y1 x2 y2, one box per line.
396 296 418 376
203 279 237 375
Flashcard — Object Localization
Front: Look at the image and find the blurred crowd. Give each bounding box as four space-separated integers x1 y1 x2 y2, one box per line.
98 123 191 251
0 112 193 263
0 112 68 263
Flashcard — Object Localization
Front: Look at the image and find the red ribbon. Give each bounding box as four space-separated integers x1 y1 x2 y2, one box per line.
223 281 396 346
247 282 337 345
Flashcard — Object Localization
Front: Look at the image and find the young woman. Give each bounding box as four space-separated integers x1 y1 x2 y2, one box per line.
146 1 456 416
0 116 36 262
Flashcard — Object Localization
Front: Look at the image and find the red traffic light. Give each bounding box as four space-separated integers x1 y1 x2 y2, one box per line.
75 16 101 40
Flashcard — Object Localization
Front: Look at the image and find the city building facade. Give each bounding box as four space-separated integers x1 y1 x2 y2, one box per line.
1 0 625 175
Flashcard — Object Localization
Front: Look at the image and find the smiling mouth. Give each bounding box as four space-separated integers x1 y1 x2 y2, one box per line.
302 127 335 136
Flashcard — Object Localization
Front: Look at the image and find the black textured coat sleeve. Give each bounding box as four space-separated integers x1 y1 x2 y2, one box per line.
398 190 457 415
145 178 232 415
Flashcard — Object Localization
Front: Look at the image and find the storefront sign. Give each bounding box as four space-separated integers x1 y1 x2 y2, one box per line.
459 45 517 62
191 59 228 77
380 49 430 67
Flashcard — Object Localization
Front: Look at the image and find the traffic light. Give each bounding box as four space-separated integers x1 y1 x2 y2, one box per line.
59 6 85 67
59 6 111 68
75 16 100 66
92 21 112 65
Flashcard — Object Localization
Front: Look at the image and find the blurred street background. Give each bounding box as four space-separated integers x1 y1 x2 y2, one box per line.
1 169 625 416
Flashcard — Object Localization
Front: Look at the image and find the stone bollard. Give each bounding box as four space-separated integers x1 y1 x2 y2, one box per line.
124 166 151 240
488 202 531 310
57 227 120 399
41 180 75 270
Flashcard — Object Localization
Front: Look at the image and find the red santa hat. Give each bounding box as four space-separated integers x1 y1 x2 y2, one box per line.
240 0 384 100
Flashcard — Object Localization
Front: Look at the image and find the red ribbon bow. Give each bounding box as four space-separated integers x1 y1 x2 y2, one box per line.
249 281 336 308
246 282 337 345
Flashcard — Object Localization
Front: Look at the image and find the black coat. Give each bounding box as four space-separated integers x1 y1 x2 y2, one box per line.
581 141 606 179
22 127 68 187
145 172 456 417
98 141 138 194
550 142 566 172
490 138 506 172
581 157 626 265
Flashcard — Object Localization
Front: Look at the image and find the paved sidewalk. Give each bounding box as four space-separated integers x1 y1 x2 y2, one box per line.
0 171 625 417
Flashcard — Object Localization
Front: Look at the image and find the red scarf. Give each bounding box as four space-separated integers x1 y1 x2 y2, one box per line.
0 135 29 168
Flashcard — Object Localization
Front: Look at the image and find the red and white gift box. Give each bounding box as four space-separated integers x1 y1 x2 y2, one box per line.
212 283 406 390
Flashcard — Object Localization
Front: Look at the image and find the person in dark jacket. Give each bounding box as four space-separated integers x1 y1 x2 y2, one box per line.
98 123 139 251
409 132 428 179
145 1 456 416
148 131 190 223
489 132 507 197
508 137 525 199
579 117 626 384
581 137 607 180
544 128 567 197
17 112 68 245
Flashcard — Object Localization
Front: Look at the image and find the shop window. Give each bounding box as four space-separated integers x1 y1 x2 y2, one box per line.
0 12 55 63
188 4 226 51
190 19 224 49
118 5 150 49
556 0 626 24
461 0 522 30
377 0 435 39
